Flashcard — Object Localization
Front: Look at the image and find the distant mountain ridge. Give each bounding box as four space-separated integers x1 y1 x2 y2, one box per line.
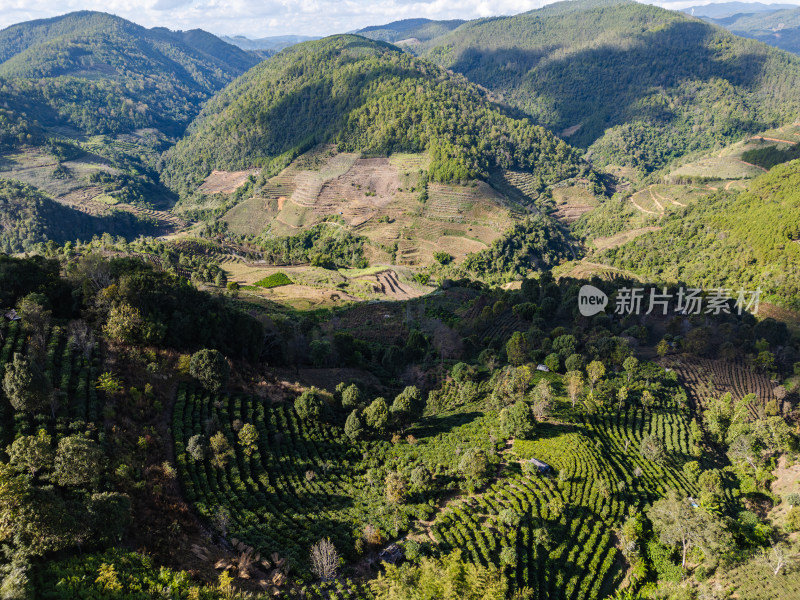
355 18 465 44
704 6 800 55
219 34 319 59
418 0 800 174
681 2 795 18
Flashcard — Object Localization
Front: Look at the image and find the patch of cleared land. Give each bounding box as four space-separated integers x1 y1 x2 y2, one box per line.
221 146 515 266
671 156 765 179
198 169 260 194
550 185 599 222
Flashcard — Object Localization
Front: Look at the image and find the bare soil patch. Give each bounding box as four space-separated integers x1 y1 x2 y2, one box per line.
199 169 260 194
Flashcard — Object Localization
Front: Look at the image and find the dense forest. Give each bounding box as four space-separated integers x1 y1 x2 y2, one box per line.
421 0 800 173
455 216 575 282
0 179 156 252
161 35 591 193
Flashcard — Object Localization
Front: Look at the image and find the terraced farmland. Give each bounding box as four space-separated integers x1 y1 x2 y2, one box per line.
663 356 782 418
550 185 599 223
426 401 695 600
219 146 516 265
173 388 408 568
0 321 103 443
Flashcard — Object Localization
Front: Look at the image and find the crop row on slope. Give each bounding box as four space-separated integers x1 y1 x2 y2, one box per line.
427 400 696 600
173 388 423 570
0 321 103 444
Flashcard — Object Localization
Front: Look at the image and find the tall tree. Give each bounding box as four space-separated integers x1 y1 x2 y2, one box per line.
586 360 605 393
648 490 730 568
7 429 53 476
3 353 51 414
309 538 339 582
53 436 105 488
364 397 389 434
565 370 584 408
189 349 230 393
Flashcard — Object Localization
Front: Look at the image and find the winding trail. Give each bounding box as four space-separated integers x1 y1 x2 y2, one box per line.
750 136 798 145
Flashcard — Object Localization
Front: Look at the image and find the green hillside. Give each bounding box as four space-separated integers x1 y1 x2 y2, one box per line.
0 178 156 251
162 35 591 193
421 0 800 174
0 11 259 136
600 159 800 309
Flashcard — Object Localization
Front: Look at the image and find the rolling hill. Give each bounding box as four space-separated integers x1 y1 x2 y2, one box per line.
420 0 800 174
0 11 259 136
162 34 592 193
162 35 600 272
0 11 259 246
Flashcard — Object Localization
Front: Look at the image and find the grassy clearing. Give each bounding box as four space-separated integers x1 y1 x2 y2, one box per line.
670 151 765 180
592 226 662 251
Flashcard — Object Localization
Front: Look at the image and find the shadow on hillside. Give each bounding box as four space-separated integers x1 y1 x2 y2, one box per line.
447 20 771 148
411 411 483 438
241 42 426 163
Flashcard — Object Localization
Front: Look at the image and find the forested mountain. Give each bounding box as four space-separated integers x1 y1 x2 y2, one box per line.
162 35 590 193
0 11 259 136
707 7 800 55
356 18 465 44
601 159 800 309
420 0 800 174
2 7 800 600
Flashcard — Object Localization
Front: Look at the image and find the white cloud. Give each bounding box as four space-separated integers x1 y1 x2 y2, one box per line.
1 0 799 38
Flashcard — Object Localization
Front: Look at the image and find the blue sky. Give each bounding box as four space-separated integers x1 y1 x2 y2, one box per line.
1 0 798 38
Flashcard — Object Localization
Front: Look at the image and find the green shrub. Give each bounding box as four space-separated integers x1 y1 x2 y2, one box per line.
254 272 293 288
